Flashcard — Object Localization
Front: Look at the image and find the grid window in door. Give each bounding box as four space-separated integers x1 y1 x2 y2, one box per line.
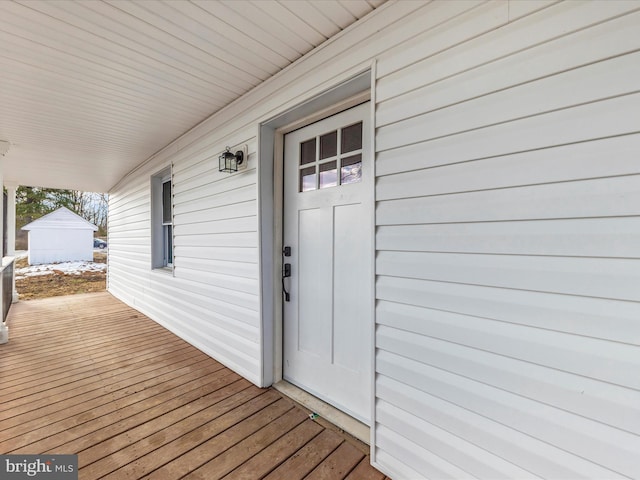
298 120 363 192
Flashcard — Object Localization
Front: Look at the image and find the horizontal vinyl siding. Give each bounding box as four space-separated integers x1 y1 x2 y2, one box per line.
107 179 150 300
108 137 262 384
373 1 640 479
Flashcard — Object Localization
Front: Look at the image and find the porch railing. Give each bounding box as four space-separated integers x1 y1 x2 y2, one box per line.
1 256 15 323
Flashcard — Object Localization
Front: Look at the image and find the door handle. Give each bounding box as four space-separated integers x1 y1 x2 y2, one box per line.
282 246 291 302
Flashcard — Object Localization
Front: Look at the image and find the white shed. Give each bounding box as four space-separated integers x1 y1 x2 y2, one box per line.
21 207 98 265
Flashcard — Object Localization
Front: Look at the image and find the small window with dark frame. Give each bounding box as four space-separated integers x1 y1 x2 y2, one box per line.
298 121 363 192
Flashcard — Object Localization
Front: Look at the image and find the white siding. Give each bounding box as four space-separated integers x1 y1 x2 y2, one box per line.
108 138 261 384
107 1 640 478
373 1 640 478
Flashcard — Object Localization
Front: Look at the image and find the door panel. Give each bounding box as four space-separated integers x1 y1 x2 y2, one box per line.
283 102 372 423
333 203 366 372
297 207 332 357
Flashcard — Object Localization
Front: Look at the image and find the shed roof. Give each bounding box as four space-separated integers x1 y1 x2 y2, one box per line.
21 207 99 231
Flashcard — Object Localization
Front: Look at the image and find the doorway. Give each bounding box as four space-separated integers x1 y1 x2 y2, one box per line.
282 102 373 424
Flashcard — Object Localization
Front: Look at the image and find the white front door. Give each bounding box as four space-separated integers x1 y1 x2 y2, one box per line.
283 102 372 424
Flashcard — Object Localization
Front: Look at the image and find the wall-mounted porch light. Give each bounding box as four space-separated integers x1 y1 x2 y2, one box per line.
219 146 246 173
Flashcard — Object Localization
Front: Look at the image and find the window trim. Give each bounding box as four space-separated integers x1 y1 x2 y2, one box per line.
151 166 174 271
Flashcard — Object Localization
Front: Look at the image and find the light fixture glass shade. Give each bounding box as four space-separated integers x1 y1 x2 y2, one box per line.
219 147 242 173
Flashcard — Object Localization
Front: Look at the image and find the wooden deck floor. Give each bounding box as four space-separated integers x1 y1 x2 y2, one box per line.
0 292 388 479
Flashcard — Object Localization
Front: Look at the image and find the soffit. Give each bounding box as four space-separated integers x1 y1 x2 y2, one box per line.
0 0 385 192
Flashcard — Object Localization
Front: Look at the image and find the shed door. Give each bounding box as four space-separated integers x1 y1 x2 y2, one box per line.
283 102 372 423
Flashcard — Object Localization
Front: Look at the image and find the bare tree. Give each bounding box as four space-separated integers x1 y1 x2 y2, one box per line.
16 187 108 239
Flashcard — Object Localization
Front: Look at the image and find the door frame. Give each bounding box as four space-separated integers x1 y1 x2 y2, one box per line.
257 68 376 443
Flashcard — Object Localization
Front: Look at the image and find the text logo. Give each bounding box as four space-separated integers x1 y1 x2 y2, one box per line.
1 455 77 479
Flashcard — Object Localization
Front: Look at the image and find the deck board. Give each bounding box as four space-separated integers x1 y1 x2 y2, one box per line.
223 419 325 480
0 292 389 479
306 442 366 480
262 429 344 480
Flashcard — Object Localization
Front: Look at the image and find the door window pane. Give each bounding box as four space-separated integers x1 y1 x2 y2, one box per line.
300 166 316 192
319 161 338 189
300 138 316 165
319 131 337 159
341 155 362 185
341 122 362 153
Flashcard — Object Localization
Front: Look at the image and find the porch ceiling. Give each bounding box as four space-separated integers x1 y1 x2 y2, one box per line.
0 0 384 193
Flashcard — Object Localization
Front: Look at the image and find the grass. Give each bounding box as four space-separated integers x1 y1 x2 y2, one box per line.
15 252 107 300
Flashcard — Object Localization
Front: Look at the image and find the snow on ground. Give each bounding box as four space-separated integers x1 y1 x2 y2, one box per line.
15 251 106 280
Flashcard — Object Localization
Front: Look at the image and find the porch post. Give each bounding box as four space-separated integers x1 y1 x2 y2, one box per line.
0 168 3 260
5 183 18 302
0 155 5 343
5 184 16 256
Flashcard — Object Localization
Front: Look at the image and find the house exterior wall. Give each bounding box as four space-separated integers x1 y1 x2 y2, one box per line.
108 1 640 478
372 1 640 478
27 228 93 265
108 141 261 384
